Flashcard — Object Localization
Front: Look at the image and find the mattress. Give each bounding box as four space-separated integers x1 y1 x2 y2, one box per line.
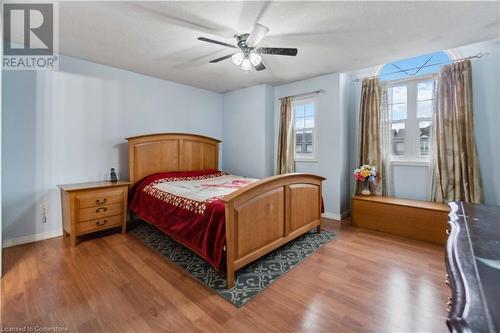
129 169 257 271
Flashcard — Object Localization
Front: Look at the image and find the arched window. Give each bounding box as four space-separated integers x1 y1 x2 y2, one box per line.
381 51 452 160
379 51 452 81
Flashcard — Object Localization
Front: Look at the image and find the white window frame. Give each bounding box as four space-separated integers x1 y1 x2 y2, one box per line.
385 73 437 164
293 95 318 162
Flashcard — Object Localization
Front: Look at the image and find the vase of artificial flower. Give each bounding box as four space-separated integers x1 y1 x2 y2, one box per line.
359 181 370 195
353 165 377 196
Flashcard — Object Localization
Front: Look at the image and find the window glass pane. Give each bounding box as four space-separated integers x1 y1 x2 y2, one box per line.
418 81 434 100
389 86 407 104
304 131 312 143
305 104 314 117
295 118 304 130
391 122 405 156
305 116 314 129
419 121 431 156
417 100 433 118
380 51 451 81
294 105 304 118
294 99 316 160
391 103 407 121
296 130 303 143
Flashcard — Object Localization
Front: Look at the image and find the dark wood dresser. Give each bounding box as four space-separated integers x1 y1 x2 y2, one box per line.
446 202 500 333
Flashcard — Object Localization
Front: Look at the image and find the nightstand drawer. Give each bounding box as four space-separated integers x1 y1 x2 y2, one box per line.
76 215 123 235
58 180 130 246
76 203 123 222
74 189 124 209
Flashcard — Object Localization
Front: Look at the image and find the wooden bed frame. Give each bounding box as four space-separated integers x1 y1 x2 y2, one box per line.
126 133 325 288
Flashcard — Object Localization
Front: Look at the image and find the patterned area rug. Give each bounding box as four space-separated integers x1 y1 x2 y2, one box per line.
130 221 335 307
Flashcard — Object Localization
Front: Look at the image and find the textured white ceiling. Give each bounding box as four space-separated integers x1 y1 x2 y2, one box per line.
59 1 500 92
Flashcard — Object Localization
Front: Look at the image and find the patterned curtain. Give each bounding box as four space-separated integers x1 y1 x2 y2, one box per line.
357 78 391 195
430 60 484 203
277 97 295 174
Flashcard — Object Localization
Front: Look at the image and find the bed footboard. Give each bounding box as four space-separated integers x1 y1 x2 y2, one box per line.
221 173 325 288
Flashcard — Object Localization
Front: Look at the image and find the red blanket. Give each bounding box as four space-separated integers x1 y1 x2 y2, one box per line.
129 170 254 271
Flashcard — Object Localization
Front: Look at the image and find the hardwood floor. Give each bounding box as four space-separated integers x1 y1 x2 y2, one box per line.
1 218 450 332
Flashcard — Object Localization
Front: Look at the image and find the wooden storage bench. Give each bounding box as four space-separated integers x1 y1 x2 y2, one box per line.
351 195 449 245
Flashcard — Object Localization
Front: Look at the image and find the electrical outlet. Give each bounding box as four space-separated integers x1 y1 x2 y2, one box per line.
41 203 48 223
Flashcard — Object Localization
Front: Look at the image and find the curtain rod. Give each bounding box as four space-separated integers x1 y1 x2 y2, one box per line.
351 52 488 83
279 89 325 100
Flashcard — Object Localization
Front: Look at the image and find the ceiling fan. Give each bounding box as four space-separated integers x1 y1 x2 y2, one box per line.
197 23 298 72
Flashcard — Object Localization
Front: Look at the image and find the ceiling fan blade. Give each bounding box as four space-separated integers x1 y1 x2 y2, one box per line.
246 23 269 47
257 47 298 56
209 54 235 63
253 61 266 71
198 37 237 49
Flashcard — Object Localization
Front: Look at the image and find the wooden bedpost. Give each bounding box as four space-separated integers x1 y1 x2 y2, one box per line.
225 202 235 288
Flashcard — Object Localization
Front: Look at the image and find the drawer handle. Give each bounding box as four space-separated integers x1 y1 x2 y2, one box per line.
96 207 107 213
96 198 107 205
96 220 107 226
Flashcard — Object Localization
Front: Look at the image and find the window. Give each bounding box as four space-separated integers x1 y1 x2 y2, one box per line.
380 51 451 81
417 81 433 157
381 51 451 161
293 96 317 161
388 85 407 156
387 77 436 160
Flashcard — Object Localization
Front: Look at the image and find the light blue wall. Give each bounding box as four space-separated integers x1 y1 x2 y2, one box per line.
222 73 350 217
2 55 223 242
222 84 274 179
455 40 500 205
338 73 350 214
274 73 349 217
347 39 500 205
392 165 429 200
4 39 498 245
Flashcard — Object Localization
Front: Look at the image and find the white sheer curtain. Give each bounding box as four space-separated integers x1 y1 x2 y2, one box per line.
380 85 393 196
427 80 438 199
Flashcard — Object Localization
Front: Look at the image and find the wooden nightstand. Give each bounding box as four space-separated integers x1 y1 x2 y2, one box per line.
57 181 130 246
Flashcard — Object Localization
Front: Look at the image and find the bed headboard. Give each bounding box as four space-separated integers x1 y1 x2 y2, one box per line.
126 133 221 186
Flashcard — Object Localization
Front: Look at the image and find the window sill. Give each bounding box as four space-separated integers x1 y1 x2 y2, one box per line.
295 159 318 163
391 159 429 167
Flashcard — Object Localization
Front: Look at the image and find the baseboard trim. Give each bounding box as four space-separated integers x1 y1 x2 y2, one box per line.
2 229 63 248
3 211 352 247
322 210 350 221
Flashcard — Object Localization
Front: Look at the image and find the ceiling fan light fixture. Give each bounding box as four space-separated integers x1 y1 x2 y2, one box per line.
249 52 262 66
231 52 244 66
240 55 252 71
200 23 298 72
